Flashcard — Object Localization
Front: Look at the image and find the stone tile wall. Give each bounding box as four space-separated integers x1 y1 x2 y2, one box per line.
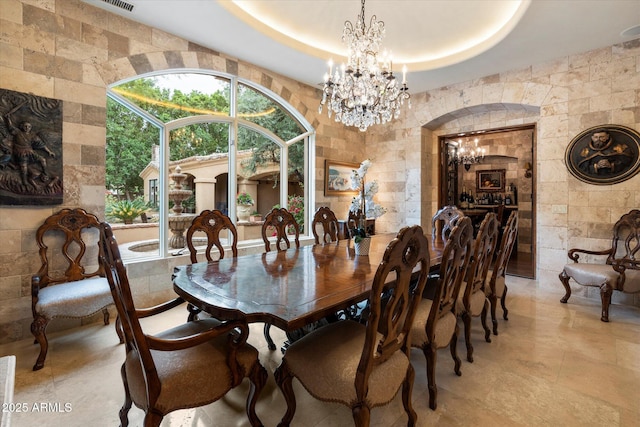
0 0 638 343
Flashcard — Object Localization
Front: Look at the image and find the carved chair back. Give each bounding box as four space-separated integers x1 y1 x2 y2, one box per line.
431 205 464 241
34 208 104 287
186 209 238 263
99 223 253 415
488 211 519 284
607 209 640 278
361 225 431 373
427 217 474 342
311 207 339 244
261 208 300 252
464 212 500 304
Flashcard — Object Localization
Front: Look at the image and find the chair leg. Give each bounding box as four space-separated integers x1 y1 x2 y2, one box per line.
275 359 297 427
450 324 462 377
462 312 474 363
488 293 499 335
143 411 163 427
559 270 572 303
423 344 438 410
264 323 276 351
119 363 132 427
246 359 268 427
481 300 492 343
31 314 49 371
401 364 417 426
599 284 612 322
501 285 509 320
102 307 110 325
352 402 371 427
115 315 125 344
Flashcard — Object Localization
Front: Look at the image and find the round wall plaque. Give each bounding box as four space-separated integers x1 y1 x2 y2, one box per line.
565 124 640 185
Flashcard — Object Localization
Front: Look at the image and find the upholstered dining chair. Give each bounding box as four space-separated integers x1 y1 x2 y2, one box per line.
261 207 301 350
311 206 339 244
559 209 640 322
30 207 121 371
410 216 473 410
274 225 431 427
431 205 464 242
485 211 518 335
184 209 238 321
455 212 499 362
99 223 268 427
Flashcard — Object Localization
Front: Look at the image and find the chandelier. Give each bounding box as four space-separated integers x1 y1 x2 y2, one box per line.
318 0 410 132
451 137 485 171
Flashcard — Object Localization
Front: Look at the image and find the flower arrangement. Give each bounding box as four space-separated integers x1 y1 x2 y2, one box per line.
106 196 148 223
237 192 254 206
349 159 386 239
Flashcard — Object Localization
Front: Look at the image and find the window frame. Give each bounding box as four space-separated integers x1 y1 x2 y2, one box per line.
107 70 314 260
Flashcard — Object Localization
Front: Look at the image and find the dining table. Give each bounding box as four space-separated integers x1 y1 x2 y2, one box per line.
172 233 444 335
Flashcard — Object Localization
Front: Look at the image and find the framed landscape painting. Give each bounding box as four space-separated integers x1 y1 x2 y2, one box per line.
325 160 359 196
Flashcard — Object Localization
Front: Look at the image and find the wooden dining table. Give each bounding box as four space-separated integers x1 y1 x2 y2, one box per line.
172 233 444 333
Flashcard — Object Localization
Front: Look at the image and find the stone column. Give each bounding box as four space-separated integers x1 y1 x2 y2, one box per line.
194 177 216 213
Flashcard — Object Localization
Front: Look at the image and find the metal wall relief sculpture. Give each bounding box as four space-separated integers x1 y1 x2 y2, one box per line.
0 89 63 205
565 124 640 185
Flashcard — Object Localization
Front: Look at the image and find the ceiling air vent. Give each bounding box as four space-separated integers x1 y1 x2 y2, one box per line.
99 0 134 12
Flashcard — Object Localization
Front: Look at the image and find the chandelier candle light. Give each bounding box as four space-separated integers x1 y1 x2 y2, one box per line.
452 137 486 171
319 0 411 132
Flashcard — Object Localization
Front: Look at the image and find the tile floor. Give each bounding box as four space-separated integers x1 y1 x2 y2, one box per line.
1 276 639 427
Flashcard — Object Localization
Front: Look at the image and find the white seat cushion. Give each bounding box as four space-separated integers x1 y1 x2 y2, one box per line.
562 263 621 288
485 270 506 298
283 320 410 407
35 277 113 319
411 299 457 349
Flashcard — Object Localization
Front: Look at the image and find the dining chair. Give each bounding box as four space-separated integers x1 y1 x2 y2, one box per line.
410 216 473 410
30 208 122 371
558 209 639 322
261 207 301 350
311 206 339 244
186 209 238 262
261 207 300 252
184 209 238 321
455 212 499 362
98 223 268 427
275 225 431 426
431 205 464 242
485 211 518 335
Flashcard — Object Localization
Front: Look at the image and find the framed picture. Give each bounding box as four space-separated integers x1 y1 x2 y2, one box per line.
565 124 640 185
476 169 505 192
325 160 359 196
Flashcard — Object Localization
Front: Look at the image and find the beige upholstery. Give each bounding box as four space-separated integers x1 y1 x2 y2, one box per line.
275 225 432 426
35 277 112 319
124 319 260 414
99 223 267 427
30 208 119 371
559 209 640 322
411 216 474 410
283 320 408 406
412 301 457 348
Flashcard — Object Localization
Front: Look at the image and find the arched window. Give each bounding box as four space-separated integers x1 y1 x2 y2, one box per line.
106 71 313 260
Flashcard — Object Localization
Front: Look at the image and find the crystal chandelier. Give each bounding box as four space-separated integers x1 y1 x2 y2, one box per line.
318 0 411 132
451 138 485 171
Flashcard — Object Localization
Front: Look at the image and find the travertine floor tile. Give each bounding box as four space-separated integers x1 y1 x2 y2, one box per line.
1 276 638 426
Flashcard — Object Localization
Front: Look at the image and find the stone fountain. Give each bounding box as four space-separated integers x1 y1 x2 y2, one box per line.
168 166 196 249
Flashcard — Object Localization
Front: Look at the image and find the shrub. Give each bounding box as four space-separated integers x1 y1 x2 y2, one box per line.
237 192 254 205
106 196 148 223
